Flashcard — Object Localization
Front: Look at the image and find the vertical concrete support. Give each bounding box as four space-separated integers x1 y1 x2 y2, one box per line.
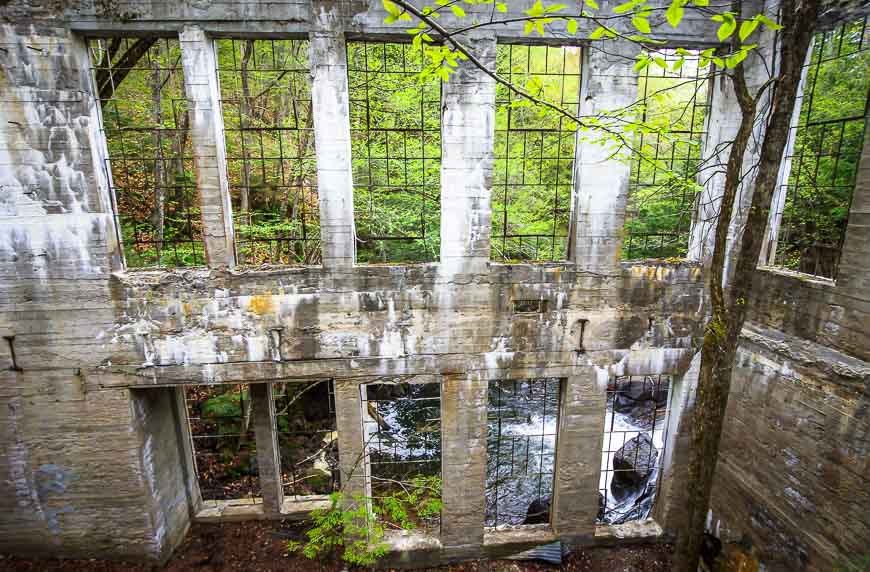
836 121 870 293
310 8 356 270
569 43 639 274
179 27 236 269
334 379 367 497
250 383 284 514
440 34 496 274
552 370 605 537
440 373 487 554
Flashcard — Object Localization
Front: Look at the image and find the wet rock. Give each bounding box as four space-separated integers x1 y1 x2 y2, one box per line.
612 380 669 428
523 497 550 525
610 481 656 524
598 492 606 521
611 433 658 501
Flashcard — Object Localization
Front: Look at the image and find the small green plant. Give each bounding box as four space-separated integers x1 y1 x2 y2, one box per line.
836 555 870 572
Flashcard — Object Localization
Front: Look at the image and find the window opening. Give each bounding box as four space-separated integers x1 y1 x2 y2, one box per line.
273 380 340 498
598 374 672 524
492 45 581 262
771 18 870 279
485 378 561 527
184 384 260 505
89 38 202 268
216 39 319 266
347 41 442 264
623 49 710 260
361 382 442 530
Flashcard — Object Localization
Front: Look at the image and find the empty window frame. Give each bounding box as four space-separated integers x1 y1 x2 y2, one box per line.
184 384 260 505
362 382 442 530
769 19 870 279
216 39 319 266
492 44 581 262
486 378 561 527
347 41 442 264
623 50 710 260
274 380 340 498
598 375 672 524
89 38 203 268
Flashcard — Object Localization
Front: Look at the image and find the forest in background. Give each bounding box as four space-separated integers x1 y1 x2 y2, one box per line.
89 22 867 272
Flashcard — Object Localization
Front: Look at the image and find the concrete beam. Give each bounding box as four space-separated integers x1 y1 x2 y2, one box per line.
310 6 356 270
250 383 284 514
179 27 236 269
439 34 496 275
334 378 367 498
569 43 639 274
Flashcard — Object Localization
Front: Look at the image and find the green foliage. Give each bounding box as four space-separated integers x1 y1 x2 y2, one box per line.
835 555 870 572
373 474 443 529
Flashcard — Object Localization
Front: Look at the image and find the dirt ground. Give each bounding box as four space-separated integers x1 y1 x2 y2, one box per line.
0 520 672 572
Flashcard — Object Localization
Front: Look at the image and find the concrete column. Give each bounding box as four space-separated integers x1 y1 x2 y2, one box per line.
569 43 639 274
333 379 367 498
440 373 488 554
439 34 496 275
310 7 356 270
835 120 870 293
551 370 605 537
179 26 236 269
250 383 284 514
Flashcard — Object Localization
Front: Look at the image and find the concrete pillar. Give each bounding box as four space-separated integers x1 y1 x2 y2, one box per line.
551 370 605 537
310 6 356 270
569 43 639 274
250 383 284 514
440 373 488 554
835 120 870 293
439 34 496 275
333 379 367 498
179 26 236 269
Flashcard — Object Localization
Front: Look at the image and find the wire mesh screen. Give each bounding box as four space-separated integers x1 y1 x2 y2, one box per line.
492 45 581 262
362 382 442 530
623 50 710 260
772 18 870 279
216 39 319 266
89 38 203 268
485 378 561 527
274 380 339 499
598 375 672 524
347 41 442 264
184 384 261 505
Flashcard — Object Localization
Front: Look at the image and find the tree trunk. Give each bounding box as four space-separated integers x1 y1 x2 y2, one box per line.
673 0 820 569
239 39 254 220
150 52 166 257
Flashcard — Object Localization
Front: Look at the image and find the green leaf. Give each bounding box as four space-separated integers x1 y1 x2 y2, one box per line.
524 20 536 34
715 13 737 42
672 57 684 71
614 0 644 15
585 0 599 9
545 2 569 12
756 13 783 30
451 4 466 17
526 0 546 17
738 19 759 41
589 25 607 39
383 0 401 16
712 56 725 67
666 1 684 28
634 57 651 71
653 56 667 69
496 1 507 11
691 0 708 5
567 18 578 34
632 15 651 33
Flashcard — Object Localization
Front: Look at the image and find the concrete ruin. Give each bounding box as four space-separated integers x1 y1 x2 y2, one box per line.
0 1 867 570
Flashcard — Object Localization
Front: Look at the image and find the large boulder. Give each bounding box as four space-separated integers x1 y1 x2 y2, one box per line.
523 497 550 525
612 380 669 428
610 433 659 501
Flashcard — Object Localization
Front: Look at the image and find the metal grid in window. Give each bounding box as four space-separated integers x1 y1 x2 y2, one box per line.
347 41 442 264
274 380 340 499
493 45 581 262
216 39 319 266
89 38 203 268
485 378 561 527
184 384 261 505
771 18 870 278
623 50 710 260
598 375 672 524
362 382 442 529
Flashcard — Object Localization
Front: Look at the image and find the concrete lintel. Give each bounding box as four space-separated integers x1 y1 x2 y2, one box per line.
179 26 236 269
250 382 284 514
569 42 640 274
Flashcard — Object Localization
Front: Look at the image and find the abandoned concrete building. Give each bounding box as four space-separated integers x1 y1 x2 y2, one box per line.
0 0 868 570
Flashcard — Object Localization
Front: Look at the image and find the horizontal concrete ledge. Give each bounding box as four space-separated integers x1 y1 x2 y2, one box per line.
756 265 837 287
193 496 331 523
